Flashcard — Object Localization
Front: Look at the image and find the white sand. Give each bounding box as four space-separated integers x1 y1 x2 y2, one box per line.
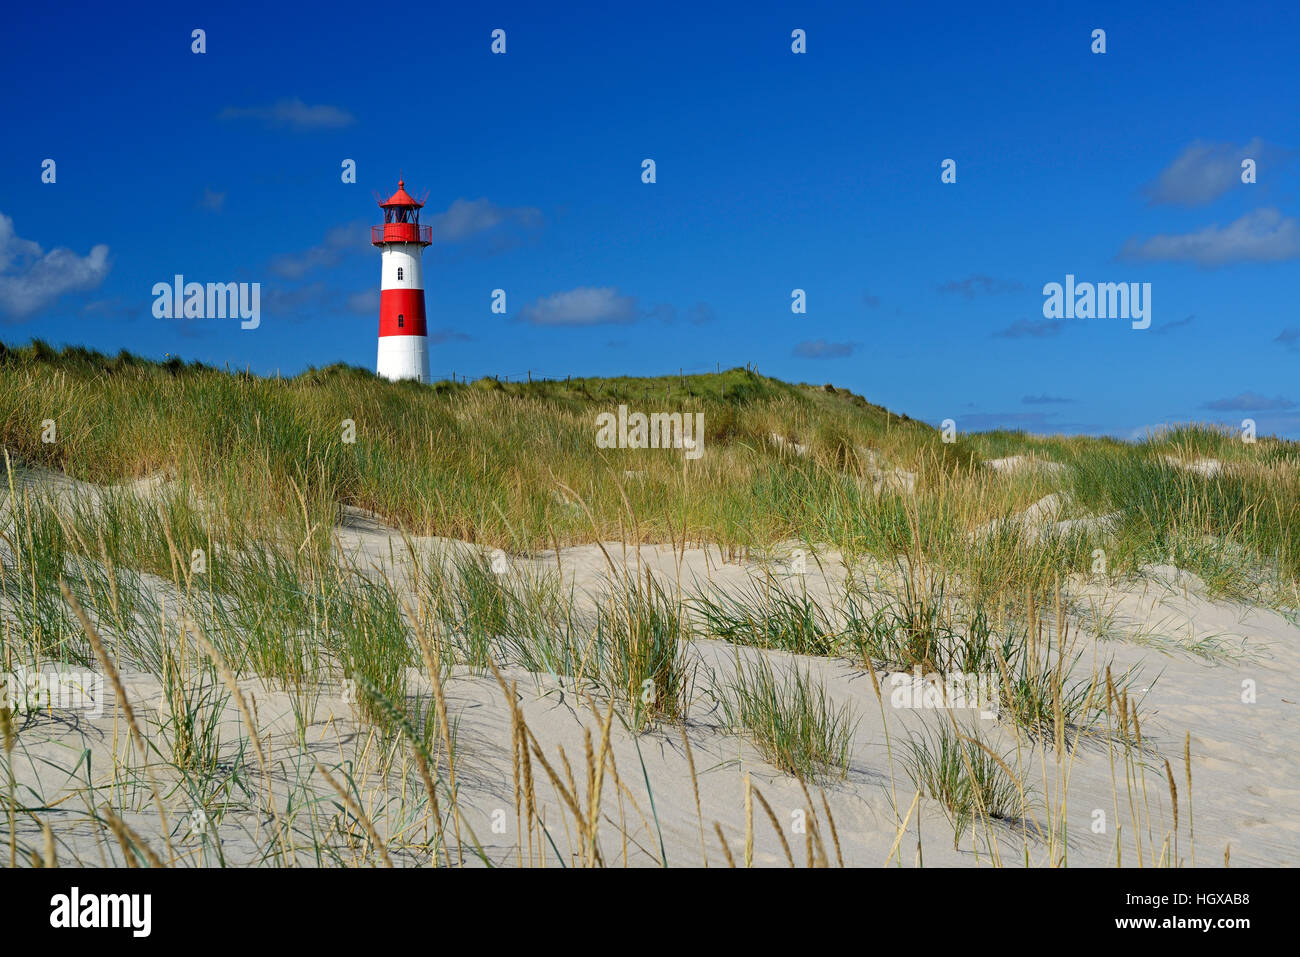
2 467 1297 867
985 455 1067 477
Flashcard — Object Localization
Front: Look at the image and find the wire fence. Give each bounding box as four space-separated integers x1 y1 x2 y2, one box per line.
428 363 753 385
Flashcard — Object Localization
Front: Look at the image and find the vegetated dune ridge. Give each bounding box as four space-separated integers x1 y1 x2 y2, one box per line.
1 343 1298 867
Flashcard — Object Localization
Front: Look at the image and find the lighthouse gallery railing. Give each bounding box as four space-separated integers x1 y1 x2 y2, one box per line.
371 224 433 245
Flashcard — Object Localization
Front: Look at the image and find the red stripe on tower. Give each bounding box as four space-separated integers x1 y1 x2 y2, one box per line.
377 289 427 337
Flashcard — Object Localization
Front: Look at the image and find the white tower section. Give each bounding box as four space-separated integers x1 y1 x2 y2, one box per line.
375 243 430 383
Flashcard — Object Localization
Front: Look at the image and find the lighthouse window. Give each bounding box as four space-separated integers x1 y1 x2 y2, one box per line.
397 267 403 280
398 314 404 328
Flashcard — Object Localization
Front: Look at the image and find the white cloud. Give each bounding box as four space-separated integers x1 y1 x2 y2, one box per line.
993 318 1067 338
937 275 1024 298
218 97 355 130
1142 138 1282 206
517 287 641 326
346 289 378 315
1119 208 1300 266
0 213 111 320
272 198 542 280
428 328 472 344
793 339 854 358
270 220 368 279
950 410 1101 433
427 198 541 242
1202 392 1295 412
199 188 226 212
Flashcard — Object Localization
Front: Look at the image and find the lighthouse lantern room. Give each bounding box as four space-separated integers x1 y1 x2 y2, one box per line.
371 179 433 382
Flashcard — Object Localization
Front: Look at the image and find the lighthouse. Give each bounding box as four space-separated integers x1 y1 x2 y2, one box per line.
371 179 432 382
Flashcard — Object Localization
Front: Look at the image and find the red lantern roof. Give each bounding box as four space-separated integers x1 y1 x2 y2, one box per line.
379 179 423 208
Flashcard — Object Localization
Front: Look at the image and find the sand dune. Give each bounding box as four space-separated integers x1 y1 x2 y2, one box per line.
3 467 1297 867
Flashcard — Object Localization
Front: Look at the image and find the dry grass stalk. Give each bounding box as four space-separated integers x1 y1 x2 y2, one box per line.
744 773 754 867
182 615 288 862
59 580 177 867
885 789 922 865
314 762 394 868
101 807 164 868
679 723 707 866
406 598 464 863
713 822 736 868
750 785 795 867
820 789 844 867
1184 731 1195 867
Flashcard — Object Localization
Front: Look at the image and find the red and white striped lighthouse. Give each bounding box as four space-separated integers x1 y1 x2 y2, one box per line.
371 179 432 382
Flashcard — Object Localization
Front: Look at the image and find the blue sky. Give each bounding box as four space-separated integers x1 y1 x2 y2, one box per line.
2 1 1298 438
